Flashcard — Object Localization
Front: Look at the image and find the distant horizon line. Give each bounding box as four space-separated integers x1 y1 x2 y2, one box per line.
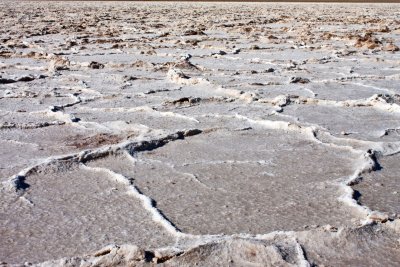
23 0 400 2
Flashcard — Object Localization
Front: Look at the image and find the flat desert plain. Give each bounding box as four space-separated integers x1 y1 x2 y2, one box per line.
1 2 400 266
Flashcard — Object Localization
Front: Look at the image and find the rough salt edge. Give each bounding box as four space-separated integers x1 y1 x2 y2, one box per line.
233 113 376 224
81 164 190 239
0 129 200 195
338 150 387 225
258 93 400 114
130 153 222 191
166 68 258 103
33 93 83 124
35 102 158 135
167 68 209 86
79 105 200 123
212 113 320 142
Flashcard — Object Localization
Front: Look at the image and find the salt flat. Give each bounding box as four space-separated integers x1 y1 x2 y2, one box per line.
0 2 400 266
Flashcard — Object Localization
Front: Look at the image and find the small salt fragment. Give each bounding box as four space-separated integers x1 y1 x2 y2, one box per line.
183 129 202 137
265 68 275 73
17 75 35 82
49 106 61 112
70 116 80 123
383 43 399 52
211 50 227 56
323 224 338 232
180 54 192 60
89 61 104 69
232 48 241 54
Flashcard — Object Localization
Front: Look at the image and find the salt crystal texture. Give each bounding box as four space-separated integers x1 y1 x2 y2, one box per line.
1 2 400 266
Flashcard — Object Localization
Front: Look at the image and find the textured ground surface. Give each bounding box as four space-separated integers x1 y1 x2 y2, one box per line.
1 2 400 266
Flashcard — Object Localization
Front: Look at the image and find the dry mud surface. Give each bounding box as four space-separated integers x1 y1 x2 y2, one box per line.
1 2 400 266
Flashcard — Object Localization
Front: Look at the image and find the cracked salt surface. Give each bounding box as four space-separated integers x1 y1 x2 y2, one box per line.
1 164 175 263
353 153 400 218
132 128 362 234
1 1 400 266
